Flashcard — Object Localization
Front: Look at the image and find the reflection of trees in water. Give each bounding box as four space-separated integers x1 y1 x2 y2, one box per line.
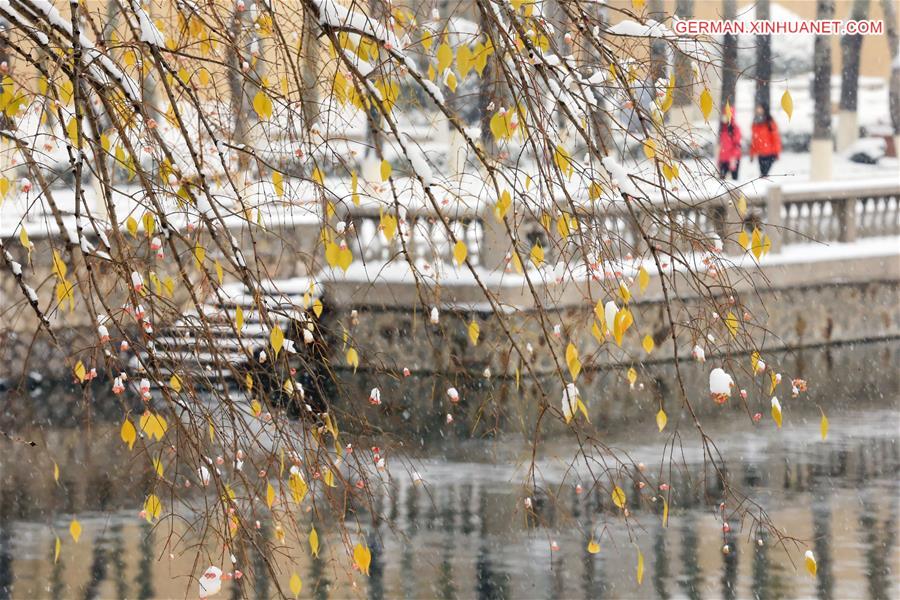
475 492 509 600
0 509 12 599
134 521 154 600
82 528 109 600
252 522 271 599
678 515 703 600
811 479 834 600
110 523 128 599
859 487 897 600
721 529 739 600
368 529 384 600
49 531 65 598
435 486 456 599
653 524 670 600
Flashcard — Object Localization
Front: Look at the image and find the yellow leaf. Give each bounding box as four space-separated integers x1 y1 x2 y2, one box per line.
613 308 633 346
619 283 631 304
347 347 359 371
53 461 59 482
591 321 604 344
738 229 750 250
627 367 637 386
289 573 303 597
0 176 9 199
699 88 713 121
19 226 31 251
642 138 656 160
781 89 793 121
771 397 783 428
468 321 480 345
553 145 573 179
556 214 571 239
309 528 319 557
587 539 600 554
121 418 136 450
456 44 473 79
169 374 181 393
436 43 453 72
453 240 468 266
193 245 206 270
74 361 86 383
820 411 828 440
638 267 650 293
530 243 544 268
266 482 275 508
735 195 747 218
611 485 626 509
805 550 817 576
495 190 511 221
144 491 162 519
270 325 284 357
54 536 60 562
565 343 581 380
380 159 392 181
662 497 669 527
636 548 644 584
253 90 273 119
751 228 763 259
312 167 324 186
642 334 654 354
214 260 224 285
235 306 244 332
313 299 324 318
656 408 667 432
354 543 372 575
139 410 168 441
289 470 308 503
724 312 739 338
70 519 82 543
380 211 397 240
51 251 67 280
142 212 155 237
66 117 79 146
273 170 284 197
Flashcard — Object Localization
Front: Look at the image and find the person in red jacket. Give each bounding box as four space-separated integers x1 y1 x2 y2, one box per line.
717 111 742 180
750 103 782 177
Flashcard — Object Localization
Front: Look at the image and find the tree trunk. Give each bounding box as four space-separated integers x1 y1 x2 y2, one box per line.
811 0 836 180
673 0 694 108
883 0 900 146
754 0 772 111
648 0 667 88
837 0 870 151
720 0 738 111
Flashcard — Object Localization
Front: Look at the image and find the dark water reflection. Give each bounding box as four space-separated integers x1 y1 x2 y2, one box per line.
0 341 898 598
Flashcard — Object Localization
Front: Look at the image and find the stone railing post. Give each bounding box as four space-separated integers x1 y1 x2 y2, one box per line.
480 211 510 273
765 185 783 254
837 196 858 242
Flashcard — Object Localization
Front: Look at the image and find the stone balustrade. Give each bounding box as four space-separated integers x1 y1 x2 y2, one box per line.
335 179 900 274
